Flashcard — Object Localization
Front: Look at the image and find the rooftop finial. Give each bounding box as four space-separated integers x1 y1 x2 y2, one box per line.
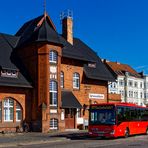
43 0 46 15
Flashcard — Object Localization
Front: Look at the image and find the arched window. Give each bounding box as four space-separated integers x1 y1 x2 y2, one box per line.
3 98 22 122
4 98 14 121
50 118 58 130
73 73 80 89
16 102 22 121
49 50 57 63
60 71 64 88
50 80 58 106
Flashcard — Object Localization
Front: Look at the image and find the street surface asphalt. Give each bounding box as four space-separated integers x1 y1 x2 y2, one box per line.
1 131 148 148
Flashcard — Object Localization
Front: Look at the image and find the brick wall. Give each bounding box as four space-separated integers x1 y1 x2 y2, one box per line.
108 93 121 103
0 86 31 132
16 43 63 132
61 58 108 121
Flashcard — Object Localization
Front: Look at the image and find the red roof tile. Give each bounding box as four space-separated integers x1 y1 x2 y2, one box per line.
105 61 141 78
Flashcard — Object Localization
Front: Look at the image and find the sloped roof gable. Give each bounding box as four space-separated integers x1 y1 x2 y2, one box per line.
105 61 141 78
15 14 62 47
0 33 32 88
61 37 115 81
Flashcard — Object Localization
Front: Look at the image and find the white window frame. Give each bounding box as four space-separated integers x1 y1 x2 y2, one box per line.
49 51 57 63
50 80 58 106
77 109 81 118
4 99 14 122
73 73 80 89
134 82 138 88
140 82 143 88
60 71 64 88
16 103 22 121
128 80 133 87
50 118 58 130
119 80 124 86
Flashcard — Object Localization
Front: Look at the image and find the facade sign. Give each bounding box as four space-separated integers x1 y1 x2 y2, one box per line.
50 66 57 73
50 66 57 79
89 93 104 99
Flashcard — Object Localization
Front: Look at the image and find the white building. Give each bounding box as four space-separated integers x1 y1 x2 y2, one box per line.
104 60 145 106
144 75 148 105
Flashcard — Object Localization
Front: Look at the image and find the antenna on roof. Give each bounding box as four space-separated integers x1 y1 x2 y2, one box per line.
60 9 73 24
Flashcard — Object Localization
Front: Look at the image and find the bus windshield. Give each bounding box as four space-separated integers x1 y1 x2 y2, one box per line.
89 106 116 125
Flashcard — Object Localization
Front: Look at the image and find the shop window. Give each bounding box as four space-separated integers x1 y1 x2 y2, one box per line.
50 80 58 106
50 118 58 130
73 73 80 89
49 50 57 63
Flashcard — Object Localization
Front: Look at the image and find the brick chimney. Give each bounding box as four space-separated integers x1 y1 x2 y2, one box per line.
62 11 73 45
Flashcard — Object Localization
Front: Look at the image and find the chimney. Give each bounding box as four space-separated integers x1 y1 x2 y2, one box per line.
61 10 73 45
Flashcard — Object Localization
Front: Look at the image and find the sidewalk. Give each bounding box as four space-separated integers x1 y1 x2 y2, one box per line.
0 130 88 147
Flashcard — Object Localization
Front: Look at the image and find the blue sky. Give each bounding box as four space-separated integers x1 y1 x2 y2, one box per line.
0 0 148 73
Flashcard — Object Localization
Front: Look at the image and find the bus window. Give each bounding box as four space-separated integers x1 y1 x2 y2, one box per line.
141 109 148 121
130 108 137 120
90 112 94 122
124 107 130 121
117 107 125 123
137 109 142 120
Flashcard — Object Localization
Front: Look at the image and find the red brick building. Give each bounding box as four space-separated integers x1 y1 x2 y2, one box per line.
0 12 114 132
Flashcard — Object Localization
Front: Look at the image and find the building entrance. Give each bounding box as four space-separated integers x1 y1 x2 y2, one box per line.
65 108 76 129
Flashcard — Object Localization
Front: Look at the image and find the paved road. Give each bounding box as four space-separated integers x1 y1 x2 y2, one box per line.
4 134 148 148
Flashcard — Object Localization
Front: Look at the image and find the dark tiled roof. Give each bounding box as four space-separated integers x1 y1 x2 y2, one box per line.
61 37 115 81
0 33 32 88
0 75 32 88
15 15 62 47
83 64 114 81
0 33 19 69
61 90 82 108
60 36 94 62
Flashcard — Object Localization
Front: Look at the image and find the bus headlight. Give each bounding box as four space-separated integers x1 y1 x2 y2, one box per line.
110 130 115 135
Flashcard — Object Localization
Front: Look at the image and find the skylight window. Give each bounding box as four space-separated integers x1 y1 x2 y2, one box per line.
88 63 96 68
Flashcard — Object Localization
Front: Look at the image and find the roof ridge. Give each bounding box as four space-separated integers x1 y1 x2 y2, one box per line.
15 15 44 36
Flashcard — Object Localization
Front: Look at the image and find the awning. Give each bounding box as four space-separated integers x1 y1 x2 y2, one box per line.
61 90 82 108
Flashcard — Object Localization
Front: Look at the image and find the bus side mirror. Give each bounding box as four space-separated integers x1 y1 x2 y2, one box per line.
117 120 122 125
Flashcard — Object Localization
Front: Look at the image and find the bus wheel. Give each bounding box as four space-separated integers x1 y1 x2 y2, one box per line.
146 128 148 135
124 128 129 138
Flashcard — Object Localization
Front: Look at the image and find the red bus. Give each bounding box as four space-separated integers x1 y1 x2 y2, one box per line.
89 103 148 138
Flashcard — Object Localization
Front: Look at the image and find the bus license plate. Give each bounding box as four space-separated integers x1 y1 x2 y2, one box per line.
98 134 104 136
